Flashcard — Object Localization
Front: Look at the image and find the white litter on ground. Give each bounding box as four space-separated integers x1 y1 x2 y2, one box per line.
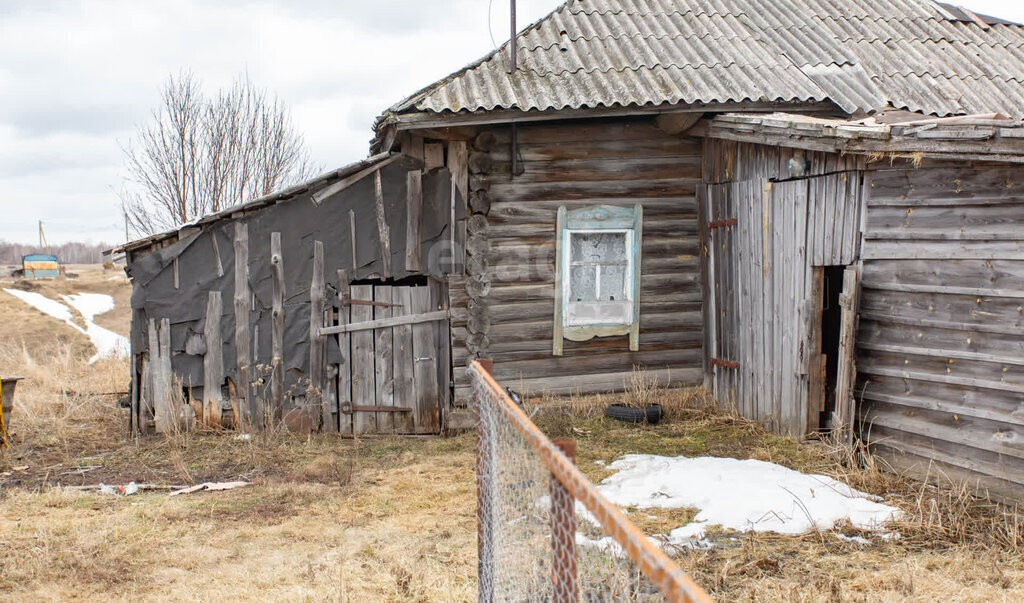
3 288 128 363
594 455 901 546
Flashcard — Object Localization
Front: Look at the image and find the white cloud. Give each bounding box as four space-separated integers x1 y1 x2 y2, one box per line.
0 0 1019 245
0 0 560 245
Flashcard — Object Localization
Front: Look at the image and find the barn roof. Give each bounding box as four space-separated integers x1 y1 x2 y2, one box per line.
382 0 1024 124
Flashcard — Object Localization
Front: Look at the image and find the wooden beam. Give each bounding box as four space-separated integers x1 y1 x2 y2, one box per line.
392 100 841 131
319 310 449 336
311 154 402 204
374 170 391 278
405 170 423 272
270 232 285 425
233 222 251 431
203 291 223 429
310 240 327 431
349 209 357 274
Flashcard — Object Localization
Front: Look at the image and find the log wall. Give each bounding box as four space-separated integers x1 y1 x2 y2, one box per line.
450 118 706 404
857 162 1024 502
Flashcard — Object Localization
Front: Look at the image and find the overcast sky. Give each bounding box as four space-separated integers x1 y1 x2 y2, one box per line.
1 0 1022 246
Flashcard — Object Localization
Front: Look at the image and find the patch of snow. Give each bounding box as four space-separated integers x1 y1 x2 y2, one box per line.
575 533 626 557
596 455 901 538
878 531 901 542
4 288 76 323
61 293 129 362
835 533 871 545
3 288 128 363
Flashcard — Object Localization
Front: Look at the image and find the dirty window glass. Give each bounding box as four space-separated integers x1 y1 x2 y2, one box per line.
568 232 628 302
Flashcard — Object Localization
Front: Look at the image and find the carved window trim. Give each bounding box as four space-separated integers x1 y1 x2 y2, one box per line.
553 204 643 356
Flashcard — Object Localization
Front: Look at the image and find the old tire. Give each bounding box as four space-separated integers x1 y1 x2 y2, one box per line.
605 403 664 425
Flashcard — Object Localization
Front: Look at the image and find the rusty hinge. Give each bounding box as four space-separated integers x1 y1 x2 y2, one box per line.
340 402 414 414
708 218 737 229
710 357 739 369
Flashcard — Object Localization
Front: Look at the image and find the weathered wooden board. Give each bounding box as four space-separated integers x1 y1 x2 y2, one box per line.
337 270 352 435
858 164 1024 503
392 286 416 434
351 284 376 435
410 286 441 433
374 286 395 433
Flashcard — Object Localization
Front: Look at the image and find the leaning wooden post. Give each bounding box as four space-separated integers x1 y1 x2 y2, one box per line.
233 222 252 431
310 240 327 431
374 170 391 278
203 291 223 429
474 358 496 603
270 232 285 427
550 437 578 603
833 265 861 450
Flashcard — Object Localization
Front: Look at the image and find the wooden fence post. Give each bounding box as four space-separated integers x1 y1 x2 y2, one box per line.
203 291 223 428
234 222 252 431
310 240 326 431
271 232 285 426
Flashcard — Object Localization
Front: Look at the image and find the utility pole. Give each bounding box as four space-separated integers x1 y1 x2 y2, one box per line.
38 220 50 254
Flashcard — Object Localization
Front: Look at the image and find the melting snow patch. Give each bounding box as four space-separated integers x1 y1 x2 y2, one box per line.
61 293 129 362
595 455 901 542
4 289 128 363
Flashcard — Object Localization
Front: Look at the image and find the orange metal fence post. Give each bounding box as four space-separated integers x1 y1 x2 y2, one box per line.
551 437 578 603
475 358 495 602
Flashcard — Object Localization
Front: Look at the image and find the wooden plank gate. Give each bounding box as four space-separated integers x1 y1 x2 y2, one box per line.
702 172 862 439
323 279 450 435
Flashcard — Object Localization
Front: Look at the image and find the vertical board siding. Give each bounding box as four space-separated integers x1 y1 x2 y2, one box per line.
450 118 705 401
858 164 1024 502
703 139 862 439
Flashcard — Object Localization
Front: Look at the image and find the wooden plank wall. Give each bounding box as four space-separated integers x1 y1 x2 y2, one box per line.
702 139 863 438
450 118 706 404
857 162 1024 502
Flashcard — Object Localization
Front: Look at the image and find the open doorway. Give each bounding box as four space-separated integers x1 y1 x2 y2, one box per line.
818 265 846 429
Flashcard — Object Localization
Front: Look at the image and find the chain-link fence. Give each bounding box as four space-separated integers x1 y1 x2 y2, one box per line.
470 360 711 603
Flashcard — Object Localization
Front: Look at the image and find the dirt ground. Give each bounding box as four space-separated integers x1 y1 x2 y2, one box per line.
1 267 1022 601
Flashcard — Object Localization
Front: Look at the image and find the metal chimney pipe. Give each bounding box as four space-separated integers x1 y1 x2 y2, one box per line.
509 0 517 73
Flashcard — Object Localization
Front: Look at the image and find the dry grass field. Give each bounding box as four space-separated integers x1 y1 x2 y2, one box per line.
1 266 1022 601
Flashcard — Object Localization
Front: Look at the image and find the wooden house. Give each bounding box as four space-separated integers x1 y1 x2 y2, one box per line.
119 0 1024 501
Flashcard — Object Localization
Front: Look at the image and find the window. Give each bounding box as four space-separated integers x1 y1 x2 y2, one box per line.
553 204 643 355
565 230 633 325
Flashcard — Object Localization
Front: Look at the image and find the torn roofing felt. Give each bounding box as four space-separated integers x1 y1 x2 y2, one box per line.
126 154 463 397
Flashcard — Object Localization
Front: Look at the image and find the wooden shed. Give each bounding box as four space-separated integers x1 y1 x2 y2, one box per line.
119 0 1024 501
22 253 59 279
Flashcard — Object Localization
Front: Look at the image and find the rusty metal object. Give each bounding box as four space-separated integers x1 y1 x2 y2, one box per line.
707 217 738 229
550 437 578 603
710 357 740 369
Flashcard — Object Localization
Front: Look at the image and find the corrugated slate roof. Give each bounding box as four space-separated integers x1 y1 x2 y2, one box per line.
386 0 1024 119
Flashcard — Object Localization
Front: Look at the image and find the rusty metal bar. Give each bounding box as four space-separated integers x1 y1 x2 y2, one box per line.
710 357 739 369
343 295 402 308
550 437 578 603
339 403 413 414
468 360 712 603
475 358 496 603
707 217 737 229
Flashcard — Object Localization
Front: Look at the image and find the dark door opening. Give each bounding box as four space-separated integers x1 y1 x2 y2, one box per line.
819 265 846 429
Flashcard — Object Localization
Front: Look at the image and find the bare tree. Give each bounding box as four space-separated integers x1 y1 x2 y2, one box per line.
120 72 318 236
